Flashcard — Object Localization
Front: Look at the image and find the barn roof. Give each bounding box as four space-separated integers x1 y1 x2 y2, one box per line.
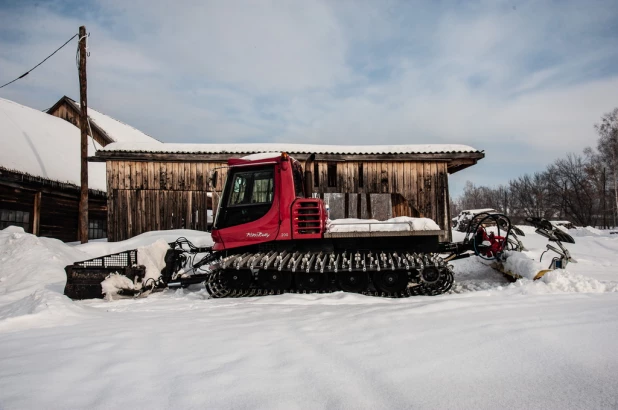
94 142 484 173
98 142 482 156
47 96 162 145
0 97 107 191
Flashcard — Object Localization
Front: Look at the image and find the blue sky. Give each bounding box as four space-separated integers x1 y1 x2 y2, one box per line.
1 0 617 196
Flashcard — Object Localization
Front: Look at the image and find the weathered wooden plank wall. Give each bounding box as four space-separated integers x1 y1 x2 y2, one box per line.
48 101 110 147
107 161 223 241
106 159 452 241
1 180 107 242
311 160 450 239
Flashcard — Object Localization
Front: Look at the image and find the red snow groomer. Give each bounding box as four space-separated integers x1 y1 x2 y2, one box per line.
64 153 574 300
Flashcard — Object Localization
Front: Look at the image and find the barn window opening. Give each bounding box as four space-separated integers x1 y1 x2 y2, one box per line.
381 169 389 187
314 163 319 187
0 209 30 232
327 163 337 188
358 163 364 187
88 219 107 239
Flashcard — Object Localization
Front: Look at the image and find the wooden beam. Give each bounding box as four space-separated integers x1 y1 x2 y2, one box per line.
47 96 114 146
0 179 106 200
78 25 88 243
32 191 41 236
447 158 479 174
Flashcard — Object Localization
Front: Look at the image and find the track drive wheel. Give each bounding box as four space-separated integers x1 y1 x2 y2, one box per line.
205 271 230 298
258 270 292 290
372 271 409 293
337 272 369 293
294 272 324 292
420 267 441 284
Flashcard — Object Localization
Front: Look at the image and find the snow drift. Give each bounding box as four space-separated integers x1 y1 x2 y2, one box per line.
0 226 89 306
75 229 213 258
99 238 171 298
0 227 212 322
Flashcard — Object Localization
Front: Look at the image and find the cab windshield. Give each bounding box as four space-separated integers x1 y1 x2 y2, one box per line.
215 165 275 229
228 170 274 205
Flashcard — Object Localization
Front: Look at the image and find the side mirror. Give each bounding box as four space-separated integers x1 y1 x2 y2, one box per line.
211 171 218 189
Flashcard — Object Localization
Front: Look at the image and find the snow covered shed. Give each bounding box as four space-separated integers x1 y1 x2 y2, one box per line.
93 143 484 242
0 98 107 242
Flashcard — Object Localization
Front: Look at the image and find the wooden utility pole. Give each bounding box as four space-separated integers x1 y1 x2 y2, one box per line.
78 25 89 243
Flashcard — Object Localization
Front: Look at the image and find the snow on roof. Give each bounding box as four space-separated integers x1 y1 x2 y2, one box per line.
63 97 161 145
0 98 107 191
240 153 282 161
99 142 481 155
86 107 161 144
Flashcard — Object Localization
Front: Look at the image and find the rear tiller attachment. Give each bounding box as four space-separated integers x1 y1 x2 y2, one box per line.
440 213 575 281
528 217 576 270
440 212 524 262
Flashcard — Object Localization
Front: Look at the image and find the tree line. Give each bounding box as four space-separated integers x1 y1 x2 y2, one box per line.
452 108 618 228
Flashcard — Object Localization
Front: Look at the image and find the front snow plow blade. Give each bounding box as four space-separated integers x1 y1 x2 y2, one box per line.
64 250 146 300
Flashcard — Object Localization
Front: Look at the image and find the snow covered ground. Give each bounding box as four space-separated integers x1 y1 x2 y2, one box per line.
1 225 617 409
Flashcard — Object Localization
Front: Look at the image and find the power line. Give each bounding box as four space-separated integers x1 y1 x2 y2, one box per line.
0 33 78 89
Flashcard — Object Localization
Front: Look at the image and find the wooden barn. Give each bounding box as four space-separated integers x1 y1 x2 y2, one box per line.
0 98 107 242
0 168 107 242
92 143 484 242
1 95 163 242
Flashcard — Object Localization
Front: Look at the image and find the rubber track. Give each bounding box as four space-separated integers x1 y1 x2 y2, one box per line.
204 250 454 298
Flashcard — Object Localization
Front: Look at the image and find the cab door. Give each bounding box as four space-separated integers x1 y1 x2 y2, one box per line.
213 164 280 249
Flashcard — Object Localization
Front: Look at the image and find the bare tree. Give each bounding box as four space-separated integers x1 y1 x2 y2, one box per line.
460 181 482 210
509 172 551 221
450 108 618 228
595 108 618 223
449 195 460 222
546 154 601 226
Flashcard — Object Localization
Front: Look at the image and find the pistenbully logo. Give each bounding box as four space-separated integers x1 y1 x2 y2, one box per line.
246 232 270 238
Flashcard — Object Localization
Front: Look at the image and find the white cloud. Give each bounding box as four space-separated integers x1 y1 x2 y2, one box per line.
1 0 617 195
96 0 351 92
